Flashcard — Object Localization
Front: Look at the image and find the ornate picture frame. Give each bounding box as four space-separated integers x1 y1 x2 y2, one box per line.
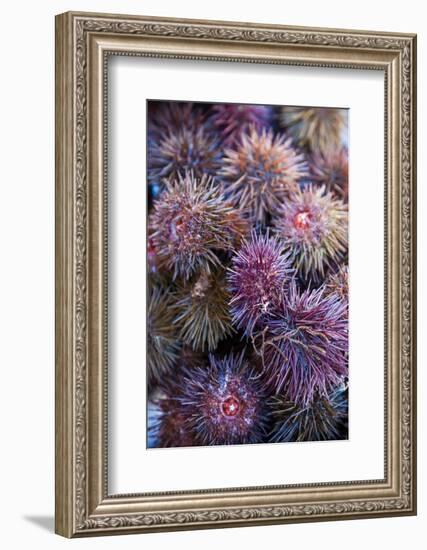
55 11 417 537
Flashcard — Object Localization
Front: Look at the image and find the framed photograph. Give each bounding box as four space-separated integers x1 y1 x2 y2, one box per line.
55 11 417 537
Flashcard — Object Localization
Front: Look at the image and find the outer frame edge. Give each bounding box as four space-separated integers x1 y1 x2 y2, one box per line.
55 11 75 539
54 11 417 537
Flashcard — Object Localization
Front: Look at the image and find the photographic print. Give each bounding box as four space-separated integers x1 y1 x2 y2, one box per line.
146 100 349 449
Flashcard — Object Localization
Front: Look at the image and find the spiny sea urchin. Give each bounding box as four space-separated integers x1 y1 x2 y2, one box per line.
260 283 348 405
220 127 308 223
147 125 222 185
147 101 205 139
147 281 180 387
269 386 348 442
227 232 294 336
273 185 348 281
147 390 196 448
147 229 164 277
173 270 234 351
177 352 269 446
310 147 349 203
279 106 347 154
208 103 271 147
325 265 349 303
149 172 247 280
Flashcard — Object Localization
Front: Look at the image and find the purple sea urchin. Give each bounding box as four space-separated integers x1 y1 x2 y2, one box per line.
220 127 308 223
208 103 271 146
147 390 196 448
310 147 349 203
147 282 180 386
173 271 234 351
273 185 348 280
279 107 347 154
147 125 222 185
149 172 248 280
147 234 158 274
227 232 294 336
269 387 348 442
177 352 268 446
147 101 205 139
261 283 348 405
147 102 208 200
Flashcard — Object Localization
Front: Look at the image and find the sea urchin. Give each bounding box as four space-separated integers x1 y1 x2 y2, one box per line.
208 103 271 146
227 232 294 336
149 172 247 280
269 387 348 442
148 125 222 185
279 106 347 154
147 281 180 387
261 283 348 405
310 147 349 203
147 389 197 448
173 270 234 351
147 101 205 140
177 352 269 446
273 185 348 281
220 127 308 223
325 265 349 303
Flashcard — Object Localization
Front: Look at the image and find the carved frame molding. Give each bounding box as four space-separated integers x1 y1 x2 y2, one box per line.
55 12 416 537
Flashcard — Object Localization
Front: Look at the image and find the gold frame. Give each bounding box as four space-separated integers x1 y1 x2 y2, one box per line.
55 11 417 538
